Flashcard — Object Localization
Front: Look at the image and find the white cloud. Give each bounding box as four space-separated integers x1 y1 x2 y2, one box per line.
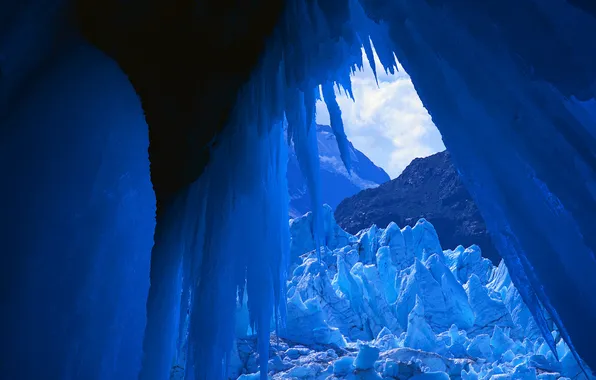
316 51 445 179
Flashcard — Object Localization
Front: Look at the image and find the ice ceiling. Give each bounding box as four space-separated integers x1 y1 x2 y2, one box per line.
0 0 595 379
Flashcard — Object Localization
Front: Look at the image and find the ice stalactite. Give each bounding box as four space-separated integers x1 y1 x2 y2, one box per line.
322 82 352 174
184 53 293 378
145 0 596 378
357 0 596 371
286 86 325 258
174 2 385 378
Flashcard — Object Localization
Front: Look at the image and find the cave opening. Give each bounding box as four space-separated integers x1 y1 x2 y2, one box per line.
1 1 596 380
226 38 594 380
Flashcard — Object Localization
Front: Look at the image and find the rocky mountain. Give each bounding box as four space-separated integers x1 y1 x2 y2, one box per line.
334 150 499 263
287 124 390 218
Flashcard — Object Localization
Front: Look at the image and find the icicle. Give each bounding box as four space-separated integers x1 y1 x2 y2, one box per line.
286 86 325 259
361 36 379 85
169 0 596 378
321 82 352 173
188 115 290 379
348 0 398 75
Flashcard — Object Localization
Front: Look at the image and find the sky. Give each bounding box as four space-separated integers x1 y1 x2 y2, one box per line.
315 51 445 179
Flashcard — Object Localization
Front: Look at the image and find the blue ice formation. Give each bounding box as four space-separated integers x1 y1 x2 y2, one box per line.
0 44 155 379
3 0 596 379
228 212 594 380
218 0 596 377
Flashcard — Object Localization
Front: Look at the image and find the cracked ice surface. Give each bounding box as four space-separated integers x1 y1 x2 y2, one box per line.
230 206 593 380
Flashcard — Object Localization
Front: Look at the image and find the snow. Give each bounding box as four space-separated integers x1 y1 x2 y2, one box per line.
230 213 594 379
287 124 390 218
317 156 380 189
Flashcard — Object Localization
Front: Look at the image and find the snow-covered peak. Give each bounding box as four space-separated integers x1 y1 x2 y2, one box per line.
287 124 390 218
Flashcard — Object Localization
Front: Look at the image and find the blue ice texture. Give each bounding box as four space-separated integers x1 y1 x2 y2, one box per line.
228 210 594 379
3 0 596 379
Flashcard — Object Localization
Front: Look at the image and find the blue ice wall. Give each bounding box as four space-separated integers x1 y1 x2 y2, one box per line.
357 0 596 370
187 118 291 380
0 41 155 379
139 180 208 380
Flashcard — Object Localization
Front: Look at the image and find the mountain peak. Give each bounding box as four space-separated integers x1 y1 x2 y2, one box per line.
334 150 499 263
288 124 390 218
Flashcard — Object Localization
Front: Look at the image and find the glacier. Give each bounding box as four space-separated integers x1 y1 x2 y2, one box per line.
2 0 596 379
230 211 593 380
222 0 596 377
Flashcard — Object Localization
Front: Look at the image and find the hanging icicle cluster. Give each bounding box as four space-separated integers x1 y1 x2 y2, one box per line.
173 2 401 378
146 0 596 378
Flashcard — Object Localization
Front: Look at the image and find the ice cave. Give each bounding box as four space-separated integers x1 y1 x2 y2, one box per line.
1 0 596 380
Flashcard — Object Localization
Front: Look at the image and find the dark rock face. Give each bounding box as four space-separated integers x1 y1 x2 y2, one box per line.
334 150 499 263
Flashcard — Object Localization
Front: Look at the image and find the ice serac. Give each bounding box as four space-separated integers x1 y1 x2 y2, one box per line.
234 215 593 379
395 258 446 331
404 295 437 352
465 274 514 336
289 203 356 266
376 246 398 304
411 218 445 262
426 254 474 330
